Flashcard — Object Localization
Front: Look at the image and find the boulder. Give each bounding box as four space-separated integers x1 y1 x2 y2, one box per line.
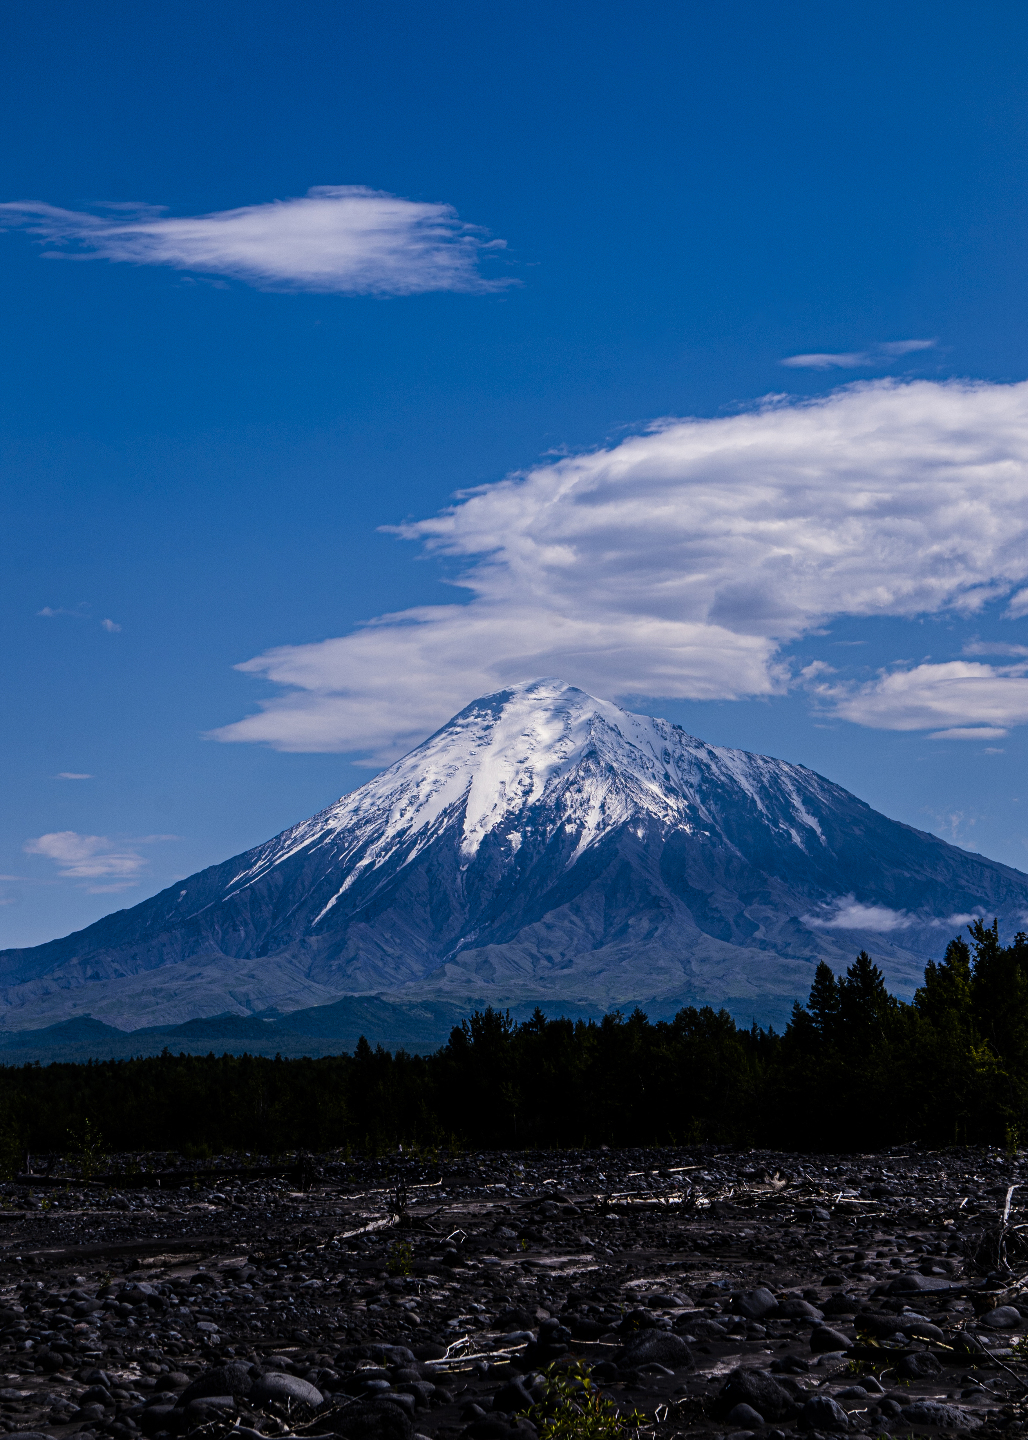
732 1286 778 1320
896 1351 942 1381
725 1403 766 1428
887 1273 957 1294
798 1395 849 1430
252 1372 324 1408
179 1363 258 1403
715 1368 796 1422
139 1405 179 1436
901 1401 982 1428
777 1298 824 1322
617 1332 693 1370
326 1401 414 1440
810 1325 852 1353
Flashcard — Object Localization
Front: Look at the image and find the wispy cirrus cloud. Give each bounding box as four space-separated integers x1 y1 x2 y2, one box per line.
38 605 122 633
210 378 1028 761
55 773 93 780
0 186 510 296
23 832 176 892
781 339 936 370
963 640 1028 658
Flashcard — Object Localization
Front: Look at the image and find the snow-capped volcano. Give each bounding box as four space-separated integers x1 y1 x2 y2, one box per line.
3 679 1028 1033
228 678 830 914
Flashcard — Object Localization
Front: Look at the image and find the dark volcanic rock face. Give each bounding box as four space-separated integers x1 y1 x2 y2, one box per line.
3 680 1028 1031
0 1144 1023 1440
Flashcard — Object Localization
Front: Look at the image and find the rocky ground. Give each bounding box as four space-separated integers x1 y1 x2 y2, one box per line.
0 1145 1024 1440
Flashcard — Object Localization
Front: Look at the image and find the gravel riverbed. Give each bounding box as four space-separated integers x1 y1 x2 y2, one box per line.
0 1145 1023 1440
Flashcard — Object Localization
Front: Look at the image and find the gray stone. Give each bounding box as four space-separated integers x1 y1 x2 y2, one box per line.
726 1403 765 1428
895 1351 942 1380
777 1298 824 1322
139 1404 177 1435
180 1362 257 1402
79 1386 114 1407
252 1372 324 1407
396 1382 434 1409
822 1294 857 1316
982 1305 1020 1328
798 1395 849 1431
716 1369 796 1422
898 1314 946 1343
618 1332 693 1369
886 1273 958 1294
854 1311 903 1339
186 1395 237 1420
733 1287 778 1320
901 1401 982 1428
380 1393 416 1416
810 1325 851 1353
73 1404 107 1423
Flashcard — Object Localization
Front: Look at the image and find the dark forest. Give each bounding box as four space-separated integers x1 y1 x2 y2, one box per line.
2 920 1028 1160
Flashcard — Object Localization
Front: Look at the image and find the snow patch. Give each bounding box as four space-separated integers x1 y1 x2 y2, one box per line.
221 678 841 900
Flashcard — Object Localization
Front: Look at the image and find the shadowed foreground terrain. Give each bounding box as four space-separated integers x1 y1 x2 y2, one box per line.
0 1144 1021 1440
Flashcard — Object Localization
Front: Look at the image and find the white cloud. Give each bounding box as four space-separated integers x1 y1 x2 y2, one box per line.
781 339 936 370
931 727 1009 740
963 640 1028 657
804 897 983 932
805 899 915 932
100 618 121 633
23 832 174 892
0 186 509 296
814 660 1028 735
782 351 876 370
55 773 93 780
211 378 1028 759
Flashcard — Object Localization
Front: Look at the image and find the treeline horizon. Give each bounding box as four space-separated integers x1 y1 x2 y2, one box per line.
1 919 1027 1160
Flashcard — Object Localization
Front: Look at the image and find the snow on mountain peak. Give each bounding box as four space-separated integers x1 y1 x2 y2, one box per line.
226 679 830 913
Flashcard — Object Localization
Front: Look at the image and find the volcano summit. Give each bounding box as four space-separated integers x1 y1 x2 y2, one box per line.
3 679 1028 1033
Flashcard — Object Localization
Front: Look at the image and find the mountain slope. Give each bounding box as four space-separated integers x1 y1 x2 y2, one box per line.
2 679 1027 1031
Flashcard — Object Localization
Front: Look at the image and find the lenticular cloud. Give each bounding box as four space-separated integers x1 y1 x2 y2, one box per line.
0 186 508 295
213 379 1028 759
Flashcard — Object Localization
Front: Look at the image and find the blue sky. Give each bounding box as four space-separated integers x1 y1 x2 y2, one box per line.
5 0 1028 947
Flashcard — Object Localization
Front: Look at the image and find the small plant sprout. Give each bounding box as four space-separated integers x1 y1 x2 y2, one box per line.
532 1362 645 1440
387 1240 414 1277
